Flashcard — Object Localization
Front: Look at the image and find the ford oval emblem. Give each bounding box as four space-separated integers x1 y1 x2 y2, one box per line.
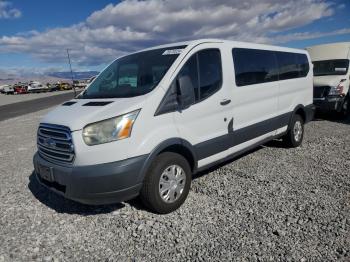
45 138 56 148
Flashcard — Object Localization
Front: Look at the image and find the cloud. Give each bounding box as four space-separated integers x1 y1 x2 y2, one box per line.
0 0 348 67
0 1 21 19
273 28 350 43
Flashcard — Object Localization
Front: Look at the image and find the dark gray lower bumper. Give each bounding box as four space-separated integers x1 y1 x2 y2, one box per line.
313 96 345 112
33 153 147 205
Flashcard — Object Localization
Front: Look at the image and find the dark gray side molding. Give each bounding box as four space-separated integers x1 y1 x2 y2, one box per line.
194 111 291 160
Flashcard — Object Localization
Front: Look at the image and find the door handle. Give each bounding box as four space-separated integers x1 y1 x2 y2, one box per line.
220 99 231 106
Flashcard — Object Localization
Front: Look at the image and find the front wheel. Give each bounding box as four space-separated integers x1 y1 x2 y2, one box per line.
283 114 304 148
140 152 192 214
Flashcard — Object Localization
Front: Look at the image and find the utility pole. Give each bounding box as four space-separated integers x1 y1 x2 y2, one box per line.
66 49 77 97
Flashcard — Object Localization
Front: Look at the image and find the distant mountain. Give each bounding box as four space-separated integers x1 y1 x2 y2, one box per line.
48 71 99 80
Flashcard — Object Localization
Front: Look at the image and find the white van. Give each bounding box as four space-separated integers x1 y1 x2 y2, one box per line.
306 42 350 115
33 39 314 213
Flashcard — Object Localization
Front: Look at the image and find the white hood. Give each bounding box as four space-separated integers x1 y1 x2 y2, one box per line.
313 75 347 87
41 95 148 131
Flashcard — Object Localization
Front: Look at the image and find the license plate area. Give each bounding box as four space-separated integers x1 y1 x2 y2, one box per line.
38 164 54 182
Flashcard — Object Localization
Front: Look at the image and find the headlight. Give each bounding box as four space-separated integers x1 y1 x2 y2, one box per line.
82 109 140 146
328 80 346 96
328 85 344 96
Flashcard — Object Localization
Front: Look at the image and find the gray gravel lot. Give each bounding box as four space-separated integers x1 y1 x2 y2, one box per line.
0 110 349 261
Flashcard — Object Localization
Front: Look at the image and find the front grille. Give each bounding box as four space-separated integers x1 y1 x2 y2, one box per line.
313 86 330 99
37 124 75 164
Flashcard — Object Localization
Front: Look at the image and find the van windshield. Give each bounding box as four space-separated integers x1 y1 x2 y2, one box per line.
313 59 349 76
78 46 186 99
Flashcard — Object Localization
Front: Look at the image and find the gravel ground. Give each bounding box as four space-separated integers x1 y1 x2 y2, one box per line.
0 110 349 261
0 90 74 106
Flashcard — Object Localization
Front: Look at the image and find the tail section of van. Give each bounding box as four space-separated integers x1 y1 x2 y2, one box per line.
33 39 314 214
306 42 350 116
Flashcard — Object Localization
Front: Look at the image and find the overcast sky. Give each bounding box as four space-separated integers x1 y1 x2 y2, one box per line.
0 0 349 74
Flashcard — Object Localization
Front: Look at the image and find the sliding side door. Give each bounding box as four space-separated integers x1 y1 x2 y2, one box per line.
228 48 280 154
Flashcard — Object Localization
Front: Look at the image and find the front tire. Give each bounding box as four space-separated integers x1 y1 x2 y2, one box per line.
283 114 304 148
140 152 192 214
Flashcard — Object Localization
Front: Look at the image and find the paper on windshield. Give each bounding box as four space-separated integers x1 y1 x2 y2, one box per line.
162 49 185 55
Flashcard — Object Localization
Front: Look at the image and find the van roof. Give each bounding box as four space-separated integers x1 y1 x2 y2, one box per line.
306 42 350 61
140 38 308 54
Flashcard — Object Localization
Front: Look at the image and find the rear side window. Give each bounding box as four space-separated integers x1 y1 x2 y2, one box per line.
232 48 310 86
232 48 278 86
177 49 222 102
276 52 299 80
276 52 309 80
296 54 310 77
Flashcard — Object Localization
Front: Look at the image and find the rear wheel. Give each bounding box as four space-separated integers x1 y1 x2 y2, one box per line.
140 152 192 214
283 114 304 148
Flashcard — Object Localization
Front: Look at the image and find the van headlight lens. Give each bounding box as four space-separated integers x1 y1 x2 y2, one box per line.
82 110 140 146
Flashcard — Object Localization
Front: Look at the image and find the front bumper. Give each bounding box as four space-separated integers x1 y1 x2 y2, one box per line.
313 96 345 112
33 153 147 205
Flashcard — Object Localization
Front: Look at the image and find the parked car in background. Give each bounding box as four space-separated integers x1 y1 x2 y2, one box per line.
27 81 48 93
3 85 15 94
306 42 350 116
13 84 28 94
34 39 314 214
0 85 9 93
57 82 72 91
73 80 87 89
49 83 60 92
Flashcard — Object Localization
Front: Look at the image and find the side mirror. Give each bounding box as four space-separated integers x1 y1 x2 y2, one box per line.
177 75 195 109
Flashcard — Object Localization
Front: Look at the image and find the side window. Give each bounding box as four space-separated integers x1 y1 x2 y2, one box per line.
198 49 222 100
232 48 278 86
177 48 222 102
296 54 309 77
178 55 199 100
276 52 299 80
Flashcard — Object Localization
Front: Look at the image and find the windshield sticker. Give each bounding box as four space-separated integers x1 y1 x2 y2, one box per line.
162 49 185 55
335 68 347 72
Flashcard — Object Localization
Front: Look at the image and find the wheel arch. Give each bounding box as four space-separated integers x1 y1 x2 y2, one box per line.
138 138 197 182
288 104 307 130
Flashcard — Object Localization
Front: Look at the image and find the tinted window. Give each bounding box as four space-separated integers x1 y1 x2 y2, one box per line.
178 55 199 100
275 52 309 80
198 49 222 100
232 48 278 86
313 59 349 76
296 54 309 77
78 46 186 99
276 52 298 80
177 49 222 102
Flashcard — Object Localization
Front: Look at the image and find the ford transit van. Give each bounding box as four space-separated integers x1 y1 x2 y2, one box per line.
306 42 350 116
33 39 314 213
